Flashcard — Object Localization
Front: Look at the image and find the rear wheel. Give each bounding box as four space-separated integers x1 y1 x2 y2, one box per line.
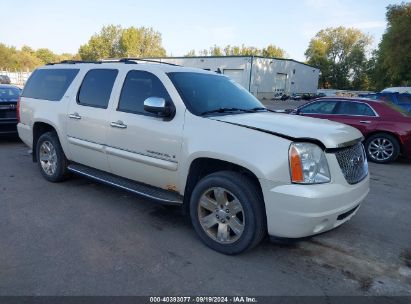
365 133 400 164
36 132 69 182
189 171 266 255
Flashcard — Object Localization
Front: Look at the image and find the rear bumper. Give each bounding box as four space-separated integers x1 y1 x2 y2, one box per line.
260 176 370 238
0 119 18 134
17 123 33 148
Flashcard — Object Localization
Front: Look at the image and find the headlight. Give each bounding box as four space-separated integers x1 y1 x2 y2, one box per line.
289 142 331 184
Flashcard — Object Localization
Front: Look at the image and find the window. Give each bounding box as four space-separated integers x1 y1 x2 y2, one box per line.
77 69 118 108
22 69 79 101
398 94 411 104
336 101 376 116
377 94 394 103
118 70 171 115
299 100 338 114
0 87 21 100
167 72 263 116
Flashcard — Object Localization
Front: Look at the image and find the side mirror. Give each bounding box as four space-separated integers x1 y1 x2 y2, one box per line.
144 97 172 117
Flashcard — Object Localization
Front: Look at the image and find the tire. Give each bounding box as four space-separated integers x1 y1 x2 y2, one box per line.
189 171 266 255
365 133 400 164
36 131 69 182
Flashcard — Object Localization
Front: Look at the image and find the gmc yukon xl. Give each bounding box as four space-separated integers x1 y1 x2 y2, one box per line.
17 59 369 254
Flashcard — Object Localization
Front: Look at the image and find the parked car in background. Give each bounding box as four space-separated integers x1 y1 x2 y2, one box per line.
0 75 11 84
290 97 411 163
381 87 411 94
358 92 411 112
0 84 21 135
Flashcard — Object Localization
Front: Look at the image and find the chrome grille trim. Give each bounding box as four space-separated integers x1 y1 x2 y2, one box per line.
334 143 368 185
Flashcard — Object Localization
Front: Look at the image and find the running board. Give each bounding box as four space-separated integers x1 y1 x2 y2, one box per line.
67 164 183 205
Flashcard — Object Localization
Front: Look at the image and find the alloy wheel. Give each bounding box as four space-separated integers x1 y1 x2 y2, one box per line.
368 137 394 161
39 141 58 176
197 187 245 244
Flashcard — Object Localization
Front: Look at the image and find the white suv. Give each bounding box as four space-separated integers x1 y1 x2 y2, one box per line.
17 59 369 254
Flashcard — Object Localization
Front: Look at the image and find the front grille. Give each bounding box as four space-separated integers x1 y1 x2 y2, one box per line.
334 143 368 185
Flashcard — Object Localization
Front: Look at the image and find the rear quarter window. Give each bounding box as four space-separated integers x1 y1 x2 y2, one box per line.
22 69 79 101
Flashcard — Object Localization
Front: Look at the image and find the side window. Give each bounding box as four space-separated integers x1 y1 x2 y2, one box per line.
118 70 171 115
299 100 338 114
377 94 394 103
398 94 411 104
22 69 79 101
77 69 118 108
336 101 376 116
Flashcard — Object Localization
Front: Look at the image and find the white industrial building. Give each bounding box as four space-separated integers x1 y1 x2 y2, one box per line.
150 56 320 99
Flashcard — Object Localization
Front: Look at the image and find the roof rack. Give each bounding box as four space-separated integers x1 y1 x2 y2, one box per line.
46 60 103 65
118 58 181 66
46 58 180 66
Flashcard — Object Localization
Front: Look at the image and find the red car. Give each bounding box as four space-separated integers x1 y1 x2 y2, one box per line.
291 97 411 163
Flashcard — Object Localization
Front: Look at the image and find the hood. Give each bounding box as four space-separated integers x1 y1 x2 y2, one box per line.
211 112 363 149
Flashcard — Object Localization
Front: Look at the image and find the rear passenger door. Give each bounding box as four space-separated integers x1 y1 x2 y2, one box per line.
331 101 379 135
106 69 183 191
66 69 118 172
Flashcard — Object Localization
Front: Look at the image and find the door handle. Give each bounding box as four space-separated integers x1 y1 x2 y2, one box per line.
110 120 127 129
69 112 81 120
360 120 371 124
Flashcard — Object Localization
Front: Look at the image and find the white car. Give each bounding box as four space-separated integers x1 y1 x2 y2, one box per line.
17 59 369 254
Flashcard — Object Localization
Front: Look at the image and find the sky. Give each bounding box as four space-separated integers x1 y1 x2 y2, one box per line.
0 0 405 61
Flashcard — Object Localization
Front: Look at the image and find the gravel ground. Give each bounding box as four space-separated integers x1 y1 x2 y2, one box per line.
0 126 410 298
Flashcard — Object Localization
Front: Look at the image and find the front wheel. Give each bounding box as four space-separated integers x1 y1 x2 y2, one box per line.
189 171 266 255
365 133 400 164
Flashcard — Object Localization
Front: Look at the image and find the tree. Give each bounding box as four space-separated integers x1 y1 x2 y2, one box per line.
372 3 411 89
79 25 166 60
305 26 372 89
119 26 166 57
209 45 223 56
199 49 209 56
35 48 56 64
79 25 123 60
0 43 75 71
185 49 196 57
191 44 286 57
262 44 286 58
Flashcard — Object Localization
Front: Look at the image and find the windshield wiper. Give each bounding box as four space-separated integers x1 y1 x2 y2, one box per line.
201 107 268 116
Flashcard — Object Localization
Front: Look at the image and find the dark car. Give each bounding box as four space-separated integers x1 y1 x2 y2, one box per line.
0 85 21 136
290 97 411 163
359 92 411 112
0 75 11 84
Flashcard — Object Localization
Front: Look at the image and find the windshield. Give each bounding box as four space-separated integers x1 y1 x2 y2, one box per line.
167 72 265 116
0 87 21 101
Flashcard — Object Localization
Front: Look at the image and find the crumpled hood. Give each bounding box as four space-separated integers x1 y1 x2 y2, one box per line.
211 112 363 148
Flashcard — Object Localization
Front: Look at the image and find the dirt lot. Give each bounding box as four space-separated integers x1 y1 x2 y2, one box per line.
0 104 410 297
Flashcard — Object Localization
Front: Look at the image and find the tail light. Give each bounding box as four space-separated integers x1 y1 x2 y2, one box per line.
16 96 21 123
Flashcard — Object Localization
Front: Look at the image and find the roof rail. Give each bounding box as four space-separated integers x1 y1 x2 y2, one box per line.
46 60 103 65
118 58 181 66
46 58 180 66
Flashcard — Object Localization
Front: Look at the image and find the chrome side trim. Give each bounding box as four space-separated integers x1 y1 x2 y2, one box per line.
67 136 104 152
67 136 177 167
106 146 178 171
67 166 182 205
